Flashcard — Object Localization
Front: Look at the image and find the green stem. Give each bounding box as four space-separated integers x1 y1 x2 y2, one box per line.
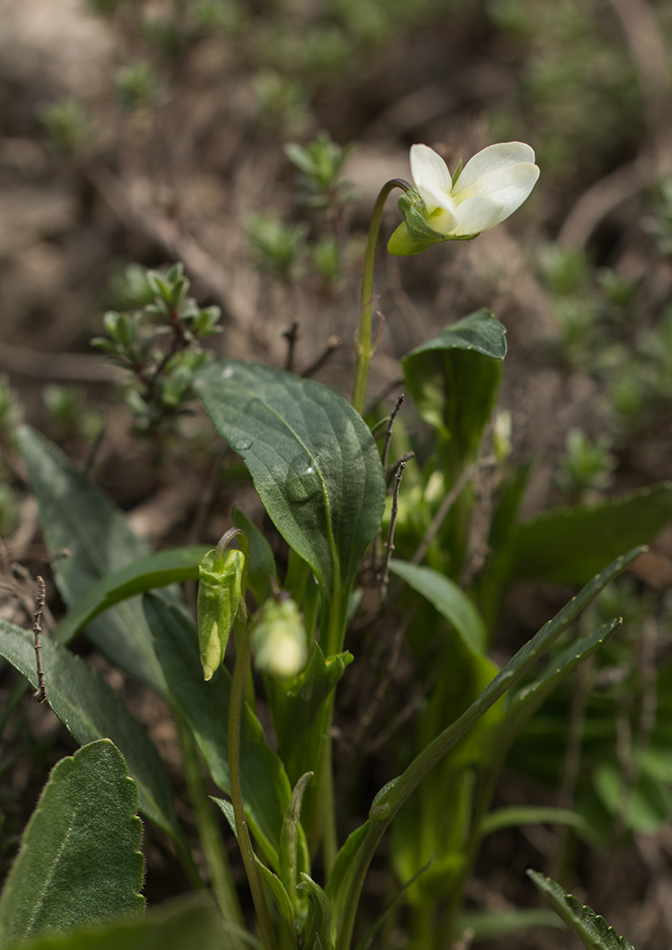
229 618 278 950
175 711 244 939
352 179 411 415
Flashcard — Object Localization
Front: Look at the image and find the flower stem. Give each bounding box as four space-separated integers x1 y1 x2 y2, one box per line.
175 710 245 942
229 618 277 950
352 178 410 415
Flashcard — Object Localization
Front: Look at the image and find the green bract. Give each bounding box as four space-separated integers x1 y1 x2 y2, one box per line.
197 547 245 681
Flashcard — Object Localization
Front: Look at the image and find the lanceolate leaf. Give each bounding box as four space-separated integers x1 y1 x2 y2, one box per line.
333 548 642 950
527 871 635 950
0 620 184 850
502 482 672 585
0 740 143 948
388 560 486 653
52 547 210 646
194 360 386 652
143 594 291 868
18 427 165 690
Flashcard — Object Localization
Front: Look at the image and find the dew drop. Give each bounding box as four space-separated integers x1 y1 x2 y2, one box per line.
286 456 321 504
234 438 253 452
221 366 235 379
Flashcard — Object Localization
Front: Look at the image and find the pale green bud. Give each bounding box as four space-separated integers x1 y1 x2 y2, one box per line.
252 597 308 679
197 547 245 681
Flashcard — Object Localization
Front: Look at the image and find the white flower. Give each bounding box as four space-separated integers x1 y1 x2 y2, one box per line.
410 142 540 238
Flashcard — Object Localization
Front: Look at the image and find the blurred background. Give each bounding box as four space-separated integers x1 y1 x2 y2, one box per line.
3 1 672 946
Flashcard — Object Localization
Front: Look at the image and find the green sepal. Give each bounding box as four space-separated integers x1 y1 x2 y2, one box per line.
387 190 478 256
197 547 245 681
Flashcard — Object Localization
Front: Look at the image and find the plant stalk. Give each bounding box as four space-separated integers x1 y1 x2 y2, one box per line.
229 618 278 950
352 179 410 415
175 710 245 940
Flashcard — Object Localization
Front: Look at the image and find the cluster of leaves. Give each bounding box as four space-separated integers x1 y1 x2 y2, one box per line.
91 263 222 432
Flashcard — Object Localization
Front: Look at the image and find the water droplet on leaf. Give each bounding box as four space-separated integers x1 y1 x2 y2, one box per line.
234 438 253 452
286 455 321 504
221 366 235 379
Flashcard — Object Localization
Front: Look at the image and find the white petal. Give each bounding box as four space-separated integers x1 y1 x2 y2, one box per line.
450 196 503 236
410 144 453 214
427 205 458 234
456 163 539 229
453 142 536 195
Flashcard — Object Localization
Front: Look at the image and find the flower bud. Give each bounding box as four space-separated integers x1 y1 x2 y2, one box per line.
197 547 245 681
251 597 308 679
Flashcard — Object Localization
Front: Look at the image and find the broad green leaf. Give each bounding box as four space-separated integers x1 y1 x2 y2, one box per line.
404 309 507 361
481 806 590 836
143 594 291 867
528 871 635 950
388 560 486 653
18 427 164 690
0 740 143 947
503 482 672 585
13 895 251 950
52 547 210 646
456 908 563 940
276 646 353 785
232 508 278 606
402 310 505 467
194 360 386 651
0 620 185 849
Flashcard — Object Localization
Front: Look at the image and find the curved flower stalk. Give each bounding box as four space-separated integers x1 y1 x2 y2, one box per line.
388 142 540 255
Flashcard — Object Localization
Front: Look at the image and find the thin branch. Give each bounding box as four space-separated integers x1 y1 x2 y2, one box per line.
379 461 406 601
386 452 414 488
411 455 497 566
381 394 404 470
301 335 341 378
32 576 47 703
282 321 299 372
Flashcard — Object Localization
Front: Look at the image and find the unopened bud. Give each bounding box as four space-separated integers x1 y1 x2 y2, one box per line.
197 547 245 681
252 597 308 679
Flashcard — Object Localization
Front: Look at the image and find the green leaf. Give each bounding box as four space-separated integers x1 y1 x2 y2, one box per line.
326 821 370 926
503 482 672 585
276 646 353 785
194 360 386 651
593 760 671 833
388 560 487 653
456 908 564 940
404 309 507 361
402 311 505 489
0 740 143 947
18 426 164 690
334 549 644 950
527 870 635 950
143 594 291 868
52 546 211 646
382 555 640 817
503 620 622 744
481 806 591 836
232 508 278 606
279 772 313 912
0 620 185 849
299 873 335 950
12 895 249 950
